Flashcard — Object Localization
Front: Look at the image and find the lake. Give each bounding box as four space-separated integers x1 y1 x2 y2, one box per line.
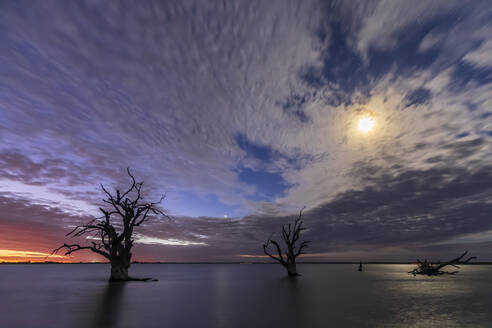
1 264 491 327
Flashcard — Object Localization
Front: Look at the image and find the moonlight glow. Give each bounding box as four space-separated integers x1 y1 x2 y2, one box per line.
358 116 375 133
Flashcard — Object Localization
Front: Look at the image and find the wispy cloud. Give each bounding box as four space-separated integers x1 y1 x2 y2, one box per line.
134 235 207 247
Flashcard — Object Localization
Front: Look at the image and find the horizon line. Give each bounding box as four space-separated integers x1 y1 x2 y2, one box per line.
2 261 491 265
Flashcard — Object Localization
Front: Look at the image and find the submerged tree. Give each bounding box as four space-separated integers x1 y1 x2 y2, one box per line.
409 251 476 276
53 169 166 281
263 208 310 276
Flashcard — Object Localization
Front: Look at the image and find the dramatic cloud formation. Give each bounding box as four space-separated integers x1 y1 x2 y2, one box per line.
1 0 491 261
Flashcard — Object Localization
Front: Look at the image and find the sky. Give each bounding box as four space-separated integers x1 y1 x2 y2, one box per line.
1 0 492 262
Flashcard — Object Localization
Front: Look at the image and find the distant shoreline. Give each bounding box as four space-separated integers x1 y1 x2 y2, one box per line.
2 261 492 265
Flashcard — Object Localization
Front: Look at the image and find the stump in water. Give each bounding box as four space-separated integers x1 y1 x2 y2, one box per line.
409 251 476 276
109 258 131 282
53 168 167 282
263 208 310 277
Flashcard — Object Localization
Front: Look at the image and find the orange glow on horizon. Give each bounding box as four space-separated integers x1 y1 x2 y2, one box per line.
0 249 68 262
0 223 103 263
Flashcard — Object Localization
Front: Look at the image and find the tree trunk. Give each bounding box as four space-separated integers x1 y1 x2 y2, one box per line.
109 259 130 281
285 261 299 276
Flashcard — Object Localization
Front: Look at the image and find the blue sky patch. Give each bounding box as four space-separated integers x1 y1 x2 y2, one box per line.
235 133 275 162
451 62 492 90
170 190 243 218
237 166 289 202
405 88 432 107
456 132 470 139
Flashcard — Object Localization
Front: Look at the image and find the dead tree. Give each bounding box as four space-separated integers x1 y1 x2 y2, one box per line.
263 208 310 276
53 168 166 281
409 251 476 276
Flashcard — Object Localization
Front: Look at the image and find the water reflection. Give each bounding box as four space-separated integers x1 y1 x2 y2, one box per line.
208 265 307 328
282 276 307 327
1 264 491 328
91 282 125 328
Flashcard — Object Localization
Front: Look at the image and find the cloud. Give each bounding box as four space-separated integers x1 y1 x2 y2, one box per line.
418 30 444 53
134 234 207 246
0 193 98 261
1 1 492 261
340 0 461 59
0 0 327 217
132 145 492 261
463 39 492 68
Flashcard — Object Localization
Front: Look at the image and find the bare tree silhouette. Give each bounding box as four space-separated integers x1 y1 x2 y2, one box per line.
263 208 310 276
53 168 166 281
409 251 476 276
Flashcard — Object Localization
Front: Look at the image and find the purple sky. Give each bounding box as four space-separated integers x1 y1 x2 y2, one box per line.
1 0 492 262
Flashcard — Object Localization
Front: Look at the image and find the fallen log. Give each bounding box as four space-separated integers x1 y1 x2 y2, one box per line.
409 251 476 276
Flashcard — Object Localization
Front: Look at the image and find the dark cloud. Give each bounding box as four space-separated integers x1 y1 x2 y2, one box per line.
0 194 92 258
140 162 492 261
132 137 492 261
0 152 99 187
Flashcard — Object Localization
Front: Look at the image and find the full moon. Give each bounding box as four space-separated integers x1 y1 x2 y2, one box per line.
358 115 375 133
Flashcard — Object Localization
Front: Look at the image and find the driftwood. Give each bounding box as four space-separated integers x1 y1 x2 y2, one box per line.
53 168 166 282
263 208 310 276
409 251 476 276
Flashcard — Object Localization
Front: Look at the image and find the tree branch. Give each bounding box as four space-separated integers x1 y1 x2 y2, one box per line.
52 243 110 259
263 238 285 264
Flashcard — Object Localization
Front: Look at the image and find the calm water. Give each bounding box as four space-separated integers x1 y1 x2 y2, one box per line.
1 264 491 327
